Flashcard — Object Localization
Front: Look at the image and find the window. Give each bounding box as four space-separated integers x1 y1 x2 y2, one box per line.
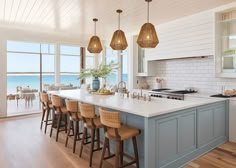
121 50 128 83
60 45 80 87
85 50 95 84
105 48 118 86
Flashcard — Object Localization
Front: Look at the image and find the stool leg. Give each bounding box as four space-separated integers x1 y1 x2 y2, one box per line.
132 137 139 168
115 141 121 168
85 127 88 143
107 139 111 156
80 127 86 157
44 109 50 134
71 121 75 136
65 120 72 147
77 121 81 140
120 141 124 166
89 128 95 167
73 121 78 153
56 113 62 142
96 128 100 149
50 111 56 137
64 114 68 133
99 137 108 168
40 108 46 130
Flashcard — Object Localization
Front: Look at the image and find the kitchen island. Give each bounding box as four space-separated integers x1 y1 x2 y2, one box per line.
49 89 229 168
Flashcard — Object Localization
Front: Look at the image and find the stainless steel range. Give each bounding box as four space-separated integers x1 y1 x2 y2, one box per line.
148 88 197 100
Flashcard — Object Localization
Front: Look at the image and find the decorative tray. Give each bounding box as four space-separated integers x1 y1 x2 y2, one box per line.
91 91 115 95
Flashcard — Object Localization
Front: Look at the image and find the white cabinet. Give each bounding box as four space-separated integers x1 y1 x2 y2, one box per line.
215 9 236 78
145 11 214 61
133 35 156 77
229 99 236 143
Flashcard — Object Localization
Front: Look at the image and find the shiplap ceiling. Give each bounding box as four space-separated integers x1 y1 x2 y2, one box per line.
0 0 235 42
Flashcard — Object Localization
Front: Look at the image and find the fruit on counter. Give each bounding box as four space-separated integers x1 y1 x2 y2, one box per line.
97 88 111 94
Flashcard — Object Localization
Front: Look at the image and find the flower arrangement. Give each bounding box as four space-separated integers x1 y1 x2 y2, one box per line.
78 61 119 80
156 78 163 83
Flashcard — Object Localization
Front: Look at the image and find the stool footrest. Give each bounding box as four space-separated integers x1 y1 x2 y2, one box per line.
93 147 102 152
103 154 115 160
121 160 136 168
123 153 135 160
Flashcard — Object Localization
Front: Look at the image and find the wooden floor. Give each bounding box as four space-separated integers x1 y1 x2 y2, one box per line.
184 142 236 168
0 114 236 168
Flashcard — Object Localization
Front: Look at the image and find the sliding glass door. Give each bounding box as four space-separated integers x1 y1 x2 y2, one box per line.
6 41 54 116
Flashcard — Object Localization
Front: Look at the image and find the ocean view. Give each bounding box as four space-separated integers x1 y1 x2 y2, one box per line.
7 74 128 94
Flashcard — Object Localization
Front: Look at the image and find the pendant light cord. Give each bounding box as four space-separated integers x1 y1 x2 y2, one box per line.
94 21 96 36
118 12 120 30
147 1 149 23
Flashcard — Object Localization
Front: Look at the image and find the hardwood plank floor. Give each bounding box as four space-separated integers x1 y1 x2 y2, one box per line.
0 114 236 168
0 114 134 168
184 142 236 168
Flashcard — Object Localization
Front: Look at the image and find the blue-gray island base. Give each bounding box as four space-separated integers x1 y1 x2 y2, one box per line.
116 100 228 168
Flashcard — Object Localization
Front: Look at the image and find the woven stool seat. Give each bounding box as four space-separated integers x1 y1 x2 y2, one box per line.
106 125 140 141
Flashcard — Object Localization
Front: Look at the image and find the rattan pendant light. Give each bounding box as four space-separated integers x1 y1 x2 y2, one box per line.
110 9 128 50
87 18 103 53
137 0 159 48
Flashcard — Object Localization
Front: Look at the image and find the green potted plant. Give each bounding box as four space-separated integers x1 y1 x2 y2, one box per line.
78 61 119 91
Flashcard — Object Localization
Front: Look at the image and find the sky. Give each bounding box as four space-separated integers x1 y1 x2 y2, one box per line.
7 41 128 73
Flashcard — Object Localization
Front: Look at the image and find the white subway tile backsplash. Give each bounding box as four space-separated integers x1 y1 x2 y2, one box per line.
147 57 236 94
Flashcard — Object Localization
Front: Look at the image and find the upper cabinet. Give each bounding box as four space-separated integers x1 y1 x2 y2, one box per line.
215 9 236 78
145 11 214 61
133 35 156 77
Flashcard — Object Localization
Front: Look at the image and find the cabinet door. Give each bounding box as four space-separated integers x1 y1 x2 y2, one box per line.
157 116 178 167
179 112 196 154
156 110 196 167
230 100 236 142
197 107 214 147
214 105 226 138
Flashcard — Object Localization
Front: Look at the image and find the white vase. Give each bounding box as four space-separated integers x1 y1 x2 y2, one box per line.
156 83 162 89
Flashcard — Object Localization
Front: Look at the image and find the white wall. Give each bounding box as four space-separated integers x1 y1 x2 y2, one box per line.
146 57 236 94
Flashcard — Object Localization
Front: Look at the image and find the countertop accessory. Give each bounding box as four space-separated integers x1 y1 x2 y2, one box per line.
132 92 151 101
117 81 128 93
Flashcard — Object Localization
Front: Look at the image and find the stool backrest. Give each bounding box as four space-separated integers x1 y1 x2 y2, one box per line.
65 99 80 120
79 102 95 118
40 92 49 103
51 95 63 108
99 108 121 128
39 92 51 109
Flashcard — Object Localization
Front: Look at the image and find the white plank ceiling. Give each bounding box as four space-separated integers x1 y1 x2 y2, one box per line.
0 0 235 42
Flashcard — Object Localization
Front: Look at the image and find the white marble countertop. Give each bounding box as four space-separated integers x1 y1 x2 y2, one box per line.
48 89 226 118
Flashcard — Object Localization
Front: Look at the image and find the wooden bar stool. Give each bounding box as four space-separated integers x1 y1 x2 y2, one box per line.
99 108 141 168
79 102 103 167
65 99 83 153
50 95 68 142
39 92 53 134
